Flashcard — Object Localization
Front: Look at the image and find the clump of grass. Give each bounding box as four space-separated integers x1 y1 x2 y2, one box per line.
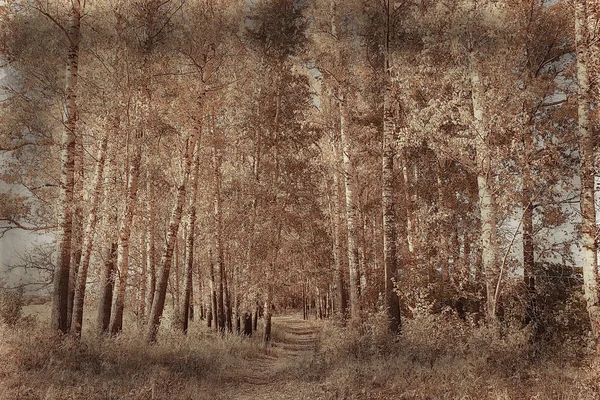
0 287 24 327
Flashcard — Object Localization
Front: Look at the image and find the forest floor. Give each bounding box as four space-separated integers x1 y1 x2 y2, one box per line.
2 305 600 399
217 315 323 399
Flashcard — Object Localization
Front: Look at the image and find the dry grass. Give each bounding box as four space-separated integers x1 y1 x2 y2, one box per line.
2 306 600 399
308 311 600 400
0 305 269 400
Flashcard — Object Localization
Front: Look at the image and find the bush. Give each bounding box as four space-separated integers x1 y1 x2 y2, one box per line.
0 287 23 327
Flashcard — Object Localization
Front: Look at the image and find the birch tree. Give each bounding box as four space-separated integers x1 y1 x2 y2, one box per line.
575 0 600 343
51 0 82 334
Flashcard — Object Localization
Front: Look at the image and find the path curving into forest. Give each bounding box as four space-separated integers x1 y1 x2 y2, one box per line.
218 315 322 400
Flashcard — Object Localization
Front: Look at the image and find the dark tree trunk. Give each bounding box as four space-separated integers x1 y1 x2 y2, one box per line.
243 312 252 336
253 306 259 332
97 242 117 333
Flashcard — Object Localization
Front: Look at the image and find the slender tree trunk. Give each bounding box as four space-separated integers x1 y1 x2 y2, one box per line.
469 40 499 324
436 160 450 283
145 171 156 317
576 0 600 343
181 139 201 334
209 249 218 330
339 94 361 320
401 156 414 254
146 134 198 342
328 0 348 321
97 242 117 333
71 129 110 336
382 85 401 333
51 0 81 335
521 106 536 328
109 142 142 335
212 128 226 333
382 0 401 333
253 305 259 332
243 312 252 336
174 235 181 318
234 265 240 334
67 137 83 331
330 137 348 319
264 276 273 342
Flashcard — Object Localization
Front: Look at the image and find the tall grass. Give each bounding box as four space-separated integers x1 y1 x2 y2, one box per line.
308 311 600 399
0 314 268 400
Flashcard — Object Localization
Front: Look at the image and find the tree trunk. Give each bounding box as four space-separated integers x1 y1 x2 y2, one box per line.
401 156 414 254
145 171 156 317
213 129 226 333
576 0 600 343
253 306 259 332
209 249 218 330
382 0 401 333
330 138 348 319
264 278 273 342
224 262 232 333
51 0 81 335
243 312 252 336
181 140 201 334
382 85 401 333
339 94 361 320
71 129 110 336
97 242 117 333
146 134 198 342
109 142 142 335
521 106 536 328
67 127 85 331
469 40 499 324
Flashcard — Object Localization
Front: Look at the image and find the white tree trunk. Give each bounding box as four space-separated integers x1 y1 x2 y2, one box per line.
469 44 499 323
71 130 110 336
339 94 361 320
576 0 600 343
109 141 142 335
51 0 81 334
146 132 199 342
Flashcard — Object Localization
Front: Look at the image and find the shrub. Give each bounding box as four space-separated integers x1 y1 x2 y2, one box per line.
0 286 24 327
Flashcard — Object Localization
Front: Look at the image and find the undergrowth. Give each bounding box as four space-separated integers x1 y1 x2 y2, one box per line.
0 316 268 400
308 311 600 400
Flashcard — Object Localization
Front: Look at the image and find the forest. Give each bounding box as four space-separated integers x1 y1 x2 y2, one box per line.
1 0 600 399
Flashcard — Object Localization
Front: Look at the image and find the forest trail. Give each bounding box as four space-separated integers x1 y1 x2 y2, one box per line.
217 315 322 400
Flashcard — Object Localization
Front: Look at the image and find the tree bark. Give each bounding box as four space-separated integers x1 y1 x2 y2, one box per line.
51 0 81 335
224 261 233 333
71 129 110 336
264 275 273 342
97 242 117 333
145 170 156 317
339 94 361 320
382 0 401 333
67 133 83 331
330 137 348 319
109 142 142 335
382 84 401 333
576 0 600 343
212 126 226 333
181 138 201 334
469 38 499 324
521 105 536 327
243 312 252 336
146 134 198 342
209 248 218 330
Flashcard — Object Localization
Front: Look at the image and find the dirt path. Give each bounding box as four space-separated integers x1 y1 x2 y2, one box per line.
216 315 322 400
